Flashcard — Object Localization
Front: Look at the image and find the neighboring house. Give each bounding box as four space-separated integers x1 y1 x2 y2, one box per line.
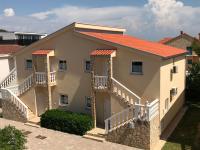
0 44 22 82
0 30 47 46
0 23 187 150
159 31 200 69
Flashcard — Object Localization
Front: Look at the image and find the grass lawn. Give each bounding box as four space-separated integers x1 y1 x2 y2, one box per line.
162 101 200 150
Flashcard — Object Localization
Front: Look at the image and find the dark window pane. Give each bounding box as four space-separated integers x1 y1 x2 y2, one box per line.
132 62 143 73
85 61 91 71
187 47 192 55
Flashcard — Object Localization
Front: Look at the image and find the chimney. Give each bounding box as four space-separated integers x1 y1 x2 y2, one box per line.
180 31 184 35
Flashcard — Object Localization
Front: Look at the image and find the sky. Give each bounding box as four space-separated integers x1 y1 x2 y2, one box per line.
0 0 200 40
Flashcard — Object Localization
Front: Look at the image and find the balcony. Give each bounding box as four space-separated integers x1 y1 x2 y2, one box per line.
35 71 56 86
94 75 108 90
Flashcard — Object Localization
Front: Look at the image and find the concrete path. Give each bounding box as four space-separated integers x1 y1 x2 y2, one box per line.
0 118 141 150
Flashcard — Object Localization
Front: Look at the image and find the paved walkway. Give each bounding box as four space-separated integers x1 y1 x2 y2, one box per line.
0 118 140 150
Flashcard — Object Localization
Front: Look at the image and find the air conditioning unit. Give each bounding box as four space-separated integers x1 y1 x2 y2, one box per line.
171 87 178 96
172 66 178 73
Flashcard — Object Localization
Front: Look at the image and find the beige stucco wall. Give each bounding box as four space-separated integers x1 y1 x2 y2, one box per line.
0 57 10 82
159 55 186 132
19 87 37 114
112 46 161 104
168 37 192 51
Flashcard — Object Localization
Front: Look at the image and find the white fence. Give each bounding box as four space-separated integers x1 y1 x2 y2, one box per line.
1 88 28 118
105 99 159 133
94 76 108 89
0 68 17 88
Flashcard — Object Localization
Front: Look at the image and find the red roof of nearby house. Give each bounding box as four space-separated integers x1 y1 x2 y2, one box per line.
0 44 23 54
158 37 173 44
32 50 53 55
90 49 116 56
79 32 187 58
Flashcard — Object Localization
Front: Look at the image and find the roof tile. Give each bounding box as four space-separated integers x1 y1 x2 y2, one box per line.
79 32 187 58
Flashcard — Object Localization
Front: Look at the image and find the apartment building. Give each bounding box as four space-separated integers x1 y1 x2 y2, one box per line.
159 31 200 69
0 23 187 149
0 30 47 46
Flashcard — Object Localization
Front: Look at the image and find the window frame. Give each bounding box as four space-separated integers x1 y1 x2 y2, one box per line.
186 46 192 55
25 59 33 70
84 60 91 73
59 94 68 106
58 60 67 71
131 61 143 75
85 96 92 110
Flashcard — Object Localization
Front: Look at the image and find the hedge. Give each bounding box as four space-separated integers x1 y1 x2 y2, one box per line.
0 125 26 150
41 109 93 135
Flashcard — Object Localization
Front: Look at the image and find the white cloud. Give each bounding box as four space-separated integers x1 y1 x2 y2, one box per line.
1 0 200 40
3 8 15 17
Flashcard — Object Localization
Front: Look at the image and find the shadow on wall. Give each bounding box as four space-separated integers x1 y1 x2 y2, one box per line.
160 90 189 150
160 90 185 138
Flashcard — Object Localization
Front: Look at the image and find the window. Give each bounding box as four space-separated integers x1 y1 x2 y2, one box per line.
186 47 192 55
165 98 169 111
187 59 193 65
59 60 67 71
85 60 91 72
85 96 91 109
170 88 178 102
131 61 143 74
0 36 3 40
59 94 68 106
25 59 32 69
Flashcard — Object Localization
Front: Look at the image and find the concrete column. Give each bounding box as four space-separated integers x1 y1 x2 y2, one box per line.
90 56 96 127
46 55 52 109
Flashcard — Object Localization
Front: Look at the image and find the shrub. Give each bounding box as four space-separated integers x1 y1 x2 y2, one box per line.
41 109 93 135
0 125 26 150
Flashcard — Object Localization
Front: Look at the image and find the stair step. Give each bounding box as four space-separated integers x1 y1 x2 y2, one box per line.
24 122 40 128
83 135 105 142
86 133 105 138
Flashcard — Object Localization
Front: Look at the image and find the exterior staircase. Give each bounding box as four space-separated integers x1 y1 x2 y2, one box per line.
83 128 106 142
0 68 17 88
0 71 37 122
0 70 57 123
93 75 159 134
111 77 141 106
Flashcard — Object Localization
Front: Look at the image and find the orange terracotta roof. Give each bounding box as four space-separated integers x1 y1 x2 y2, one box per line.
91 49 116 56
158 37 173 44
79 32 187 58
0 44 23 54
32 50 53 55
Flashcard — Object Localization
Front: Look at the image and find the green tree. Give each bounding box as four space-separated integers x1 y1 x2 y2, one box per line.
186 63 200 101
191 40 200 56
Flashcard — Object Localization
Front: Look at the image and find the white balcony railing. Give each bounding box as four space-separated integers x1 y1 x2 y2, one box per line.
50 71 56 84
94 75 108 89
35 72 47 85
35 71 56 85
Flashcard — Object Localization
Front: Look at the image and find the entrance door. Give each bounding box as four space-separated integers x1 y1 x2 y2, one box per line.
104 98 111 121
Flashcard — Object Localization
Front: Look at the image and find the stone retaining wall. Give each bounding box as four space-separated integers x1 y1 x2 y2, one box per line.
106 116 160 150
2 100 27 123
